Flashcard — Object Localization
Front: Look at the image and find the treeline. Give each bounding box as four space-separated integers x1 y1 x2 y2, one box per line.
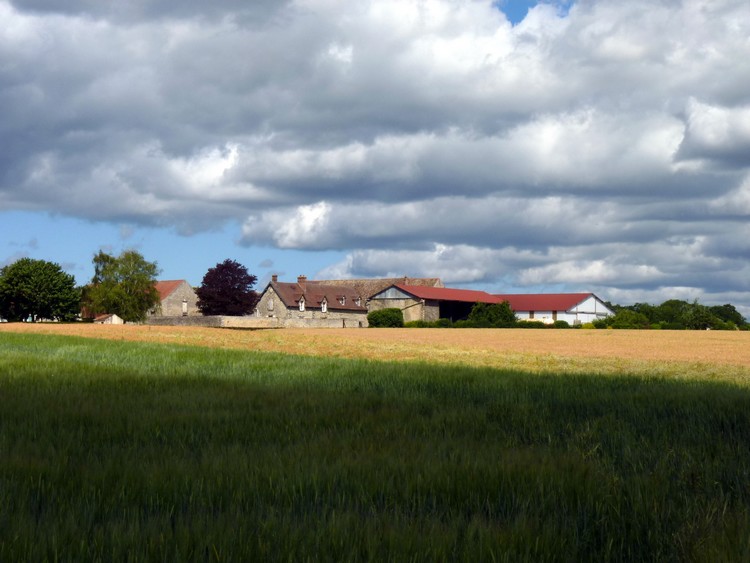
0 253 259 323
597 299 748 330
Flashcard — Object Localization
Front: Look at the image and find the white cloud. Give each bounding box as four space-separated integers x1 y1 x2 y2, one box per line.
2 0 750 311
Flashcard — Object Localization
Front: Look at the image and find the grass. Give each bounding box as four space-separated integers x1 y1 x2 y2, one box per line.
1 332 750 561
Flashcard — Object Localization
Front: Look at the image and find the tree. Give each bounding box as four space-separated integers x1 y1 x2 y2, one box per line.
0 258 80 322
196 259 259 316
85 250 160 323
467 301 517 327
710 304 746 328
609 309 651 329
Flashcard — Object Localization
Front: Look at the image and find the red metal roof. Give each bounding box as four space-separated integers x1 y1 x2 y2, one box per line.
494 293 594 312
394 285 600 312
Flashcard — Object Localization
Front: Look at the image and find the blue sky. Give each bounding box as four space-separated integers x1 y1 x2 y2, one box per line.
2 0 750 316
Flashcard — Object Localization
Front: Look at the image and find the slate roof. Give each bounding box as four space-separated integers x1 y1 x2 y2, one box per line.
270 281 368 312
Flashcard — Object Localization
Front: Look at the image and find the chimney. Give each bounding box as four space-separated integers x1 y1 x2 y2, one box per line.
297 275 307 286
271 274 278 283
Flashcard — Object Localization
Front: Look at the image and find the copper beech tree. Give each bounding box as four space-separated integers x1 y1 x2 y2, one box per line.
196 259 259 316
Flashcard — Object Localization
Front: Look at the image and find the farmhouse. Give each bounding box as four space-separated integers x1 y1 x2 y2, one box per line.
255 275 368 328
368 284 614 324
151 280 199 317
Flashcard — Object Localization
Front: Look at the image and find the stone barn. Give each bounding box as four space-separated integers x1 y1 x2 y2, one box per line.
152 280 199 317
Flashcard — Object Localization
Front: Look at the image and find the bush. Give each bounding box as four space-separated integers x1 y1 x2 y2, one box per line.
367 308 404 328
404 318 455 328
553 320 571 329
515 321 548 329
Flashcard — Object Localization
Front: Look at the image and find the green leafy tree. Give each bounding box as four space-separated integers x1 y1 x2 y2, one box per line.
0 258 80 322
709 304 746 328
367 308 404 328
196 259 259 316
85 250 160 323
467 301 517 327
609 309 651 329
682 300 718 330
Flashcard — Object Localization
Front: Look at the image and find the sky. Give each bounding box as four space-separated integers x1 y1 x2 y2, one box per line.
1 0 749 318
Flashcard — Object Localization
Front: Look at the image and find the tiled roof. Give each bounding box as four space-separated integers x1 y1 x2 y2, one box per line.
154 280 186 301
394 284 504 304
494 293 595 312
318 277 443 300
270 281 367 312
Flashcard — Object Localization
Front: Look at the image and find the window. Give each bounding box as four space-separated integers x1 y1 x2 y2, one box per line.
299 297 305 312
355 297 361 307
321 298 328 313
267 298 274 311
339 296 346 306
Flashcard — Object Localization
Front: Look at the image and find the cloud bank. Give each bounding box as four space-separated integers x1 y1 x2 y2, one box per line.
2 0 749 311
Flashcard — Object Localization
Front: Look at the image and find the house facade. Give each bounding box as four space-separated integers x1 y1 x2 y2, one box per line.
255 276 369 328
152 280 199 317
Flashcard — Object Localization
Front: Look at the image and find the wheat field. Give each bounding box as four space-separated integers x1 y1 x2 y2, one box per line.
2 323 749 383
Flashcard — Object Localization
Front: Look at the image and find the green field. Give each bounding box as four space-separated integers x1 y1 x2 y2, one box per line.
1 332 750 561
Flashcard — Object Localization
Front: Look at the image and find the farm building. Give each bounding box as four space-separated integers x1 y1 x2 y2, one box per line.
93 313 124 325
368 284 504 323
368 284 614 324
495 293 614 325
151 280 199 317
255 275 369 328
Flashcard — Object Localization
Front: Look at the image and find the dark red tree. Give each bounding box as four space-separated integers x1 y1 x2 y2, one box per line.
196 259 259 316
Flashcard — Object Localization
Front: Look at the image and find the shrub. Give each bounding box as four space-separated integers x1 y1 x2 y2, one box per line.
515 321 548 329
553 320 571 329
581 323 596 329
404 318 455 329
367 308 404 328
467 302 517 328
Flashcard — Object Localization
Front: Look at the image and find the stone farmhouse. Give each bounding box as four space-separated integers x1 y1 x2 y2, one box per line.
255 275 369 328
368 284 613 325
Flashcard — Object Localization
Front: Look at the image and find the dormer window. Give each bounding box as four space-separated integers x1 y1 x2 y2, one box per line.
338 295 346 306
355 297 361 307
321 297 328 313
299 297 305 312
